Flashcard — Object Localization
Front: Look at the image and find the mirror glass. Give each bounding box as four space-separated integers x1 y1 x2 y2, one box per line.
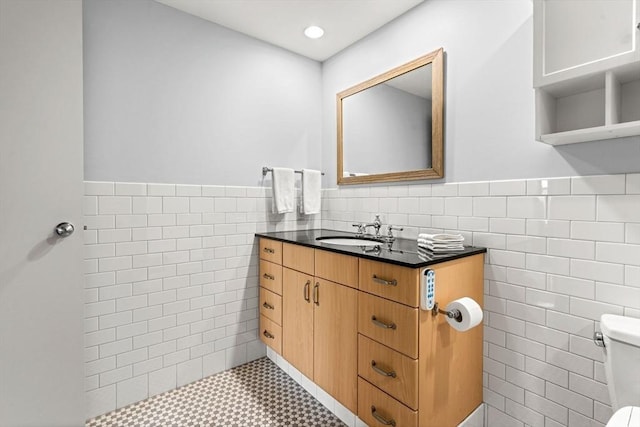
337 48 443 184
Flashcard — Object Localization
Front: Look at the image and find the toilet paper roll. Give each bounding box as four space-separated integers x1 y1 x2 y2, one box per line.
445 297 483 332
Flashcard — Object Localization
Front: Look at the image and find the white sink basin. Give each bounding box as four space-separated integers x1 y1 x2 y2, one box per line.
316 236 382 246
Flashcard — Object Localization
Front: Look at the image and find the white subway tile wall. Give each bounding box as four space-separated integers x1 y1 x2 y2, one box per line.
83 181 320 420
84 174 639 426
321 173 639 427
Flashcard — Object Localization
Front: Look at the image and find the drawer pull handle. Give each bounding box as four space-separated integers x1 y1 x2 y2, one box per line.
263 330 275 339
371 316 396 330
263 247 275 254
313 282 320 305
371 406 396 426
304 280 311 303
262 302 274 310
371 360 397 378
263 273 275 280
372 275 397 286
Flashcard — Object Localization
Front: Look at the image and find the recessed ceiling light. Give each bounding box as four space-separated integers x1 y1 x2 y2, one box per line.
304 25 324 39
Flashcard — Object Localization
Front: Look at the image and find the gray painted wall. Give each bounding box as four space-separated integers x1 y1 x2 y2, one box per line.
83 0 322 186
85 0 639 188
343 83 430 175
322 0 640 187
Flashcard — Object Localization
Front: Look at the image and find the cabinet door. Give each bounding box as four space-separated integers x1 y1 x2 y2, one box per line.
534 0 640 86
282 268 314 379
313 278 358 413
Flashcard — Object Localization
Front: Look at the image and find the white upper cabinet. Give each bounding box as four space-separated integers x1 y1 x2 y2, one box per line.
534 0 639 87
533 0 640 145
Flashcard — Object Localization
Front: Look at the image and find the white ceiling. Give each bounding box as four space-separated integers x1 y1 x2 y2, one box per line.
154 0 424 62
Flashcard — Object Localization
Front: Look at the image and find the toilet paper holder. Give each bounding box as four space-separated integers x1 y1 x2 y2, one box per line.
432 302 463 322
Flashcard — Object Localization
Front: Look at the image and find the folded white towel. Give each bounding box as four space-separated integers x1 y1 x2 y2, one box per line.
418 232 464 253
419 242 464 249
271 167 295 214
419 243 464 252
418 238 463 247
418 233 464 243
302 169 321 215
417 247 453 259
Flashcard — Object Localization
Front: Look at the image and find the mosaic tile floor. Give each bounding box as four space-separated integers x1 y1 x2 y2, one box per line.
86 357 346 427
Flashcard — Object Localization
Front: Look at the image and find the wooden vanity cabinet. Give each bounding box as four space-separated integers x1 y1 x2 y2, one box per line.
282 267 314 379
358 255 484 427
259 236 484 427
258 239 283 353
359 259 419 307
417 255 484 427
313 277 357 412
279 242 358 413
358 334 418 410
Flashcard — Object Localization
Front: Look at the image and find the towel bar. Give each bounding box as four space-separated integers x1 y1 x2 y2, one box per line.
262 166 325 176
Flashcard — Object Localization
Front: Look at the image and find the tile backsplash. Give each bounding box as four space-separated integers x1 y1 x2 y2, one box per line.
83 173 639 426
83 181 319 419
322 173 639 427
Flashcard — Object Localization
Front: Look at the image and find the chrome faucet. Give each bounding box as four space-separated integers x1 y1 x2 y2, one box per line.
351 223 367 235
363 215 383 237
352 215 404 244
352 215 383 237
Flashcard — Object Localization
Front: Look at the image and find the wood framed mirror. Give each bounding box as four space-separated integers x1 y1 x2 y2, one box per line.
337 47 444 185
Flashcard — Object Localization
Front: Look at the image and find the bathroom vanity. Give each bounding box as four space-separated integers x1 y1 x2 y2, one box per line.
256 229 486 427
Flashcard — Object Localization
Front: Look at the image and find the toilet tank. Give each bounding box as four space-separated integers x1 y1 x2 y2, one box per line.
601 314 640 411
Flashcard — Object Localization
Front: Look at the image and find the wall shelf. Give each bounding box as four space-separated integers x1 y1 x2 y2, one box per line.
540 120 640 146
533 0 640 145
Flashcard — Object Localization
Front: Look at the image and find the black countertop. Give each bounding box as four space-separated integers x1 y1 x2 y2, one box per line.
255 229 486 268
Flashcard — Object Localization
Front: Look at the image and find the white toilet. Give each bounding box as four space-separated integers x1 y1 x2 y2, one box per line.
599 314 640 427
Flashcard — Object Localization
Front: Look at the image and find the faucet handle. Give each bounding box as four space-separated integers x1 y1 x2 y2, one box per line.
387 225 404 238
352 223 365 234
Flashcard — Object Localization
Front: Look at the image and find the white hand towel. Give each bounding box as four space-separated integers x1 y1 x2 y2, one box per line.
302 169 321 215
419 243 465 252
271 167 295 214
418 233 465 242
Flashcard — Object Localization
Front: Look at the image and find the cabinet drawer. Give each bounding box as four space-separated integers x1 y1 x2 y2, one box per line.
260 260 283 295
259 238 282 264
358 377 417 427
259 288 282 325
315 250 358 288
282 242 314 275
359 259 419 307
358 293 418 358
358 335 418 410
260 315 282 354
